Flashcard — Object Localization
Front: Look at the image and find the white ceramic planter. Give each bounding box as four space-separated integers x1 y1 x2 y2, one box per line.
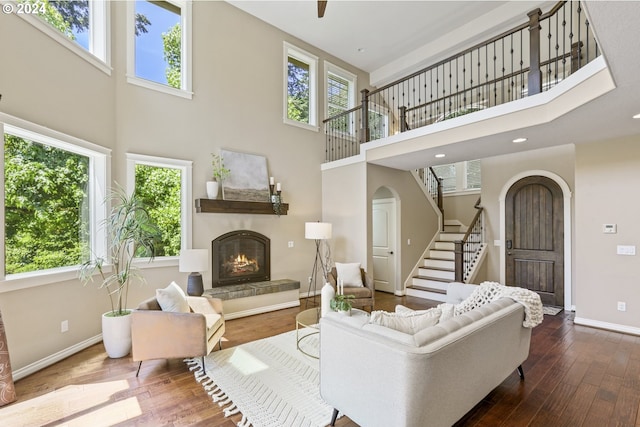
101 311 132 359
206 181 219 199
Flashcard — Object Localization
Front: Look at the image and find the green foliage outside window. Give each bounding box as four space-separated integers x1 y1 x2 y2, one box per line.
4 134 90 274
134 164 182 257
287 57 310 123
162 23 182 89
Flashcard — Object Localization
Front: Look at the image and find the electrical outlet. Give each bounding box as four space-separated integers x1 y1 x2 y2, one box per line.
61 320 69 333
308 276 312 284
617 301 626 312
288 241 294 248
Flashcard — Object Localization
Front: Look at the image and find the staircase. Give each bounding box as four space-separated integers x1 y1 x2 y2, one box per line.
406 220 466 302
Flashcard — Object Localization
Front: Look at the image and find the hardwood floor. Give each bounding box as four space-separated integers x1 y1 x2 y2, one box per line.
5 292 640 426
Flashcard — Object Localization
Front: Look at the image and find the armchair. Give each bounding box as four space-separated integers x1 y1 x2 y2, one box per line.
131 295 225 376
328 266 375 311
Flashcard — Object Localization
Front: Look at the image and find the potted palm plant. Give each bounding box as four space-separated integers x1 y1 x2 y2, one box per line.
206 153 231 199
80 186 159 358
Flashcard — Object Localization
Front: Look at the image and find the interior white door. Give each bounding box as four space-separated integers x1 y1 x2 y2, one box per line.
372 198 396 293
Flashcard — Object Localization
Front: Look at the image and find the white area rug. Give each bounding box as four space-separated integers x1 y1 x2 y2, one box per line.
186 329 334 427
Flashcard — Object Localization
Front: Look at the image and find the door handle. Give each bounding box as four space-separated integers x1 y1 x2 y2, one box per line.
506 240 513 249
388 251 394 255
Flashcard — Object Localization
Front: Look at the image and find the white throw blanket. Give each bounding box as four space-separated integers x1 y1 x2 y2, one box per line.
449 281 543 328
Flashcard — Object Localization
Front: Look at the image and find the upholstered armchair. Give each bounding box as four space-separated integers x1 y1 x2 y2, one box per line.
328 264 375 311
131 294 225 376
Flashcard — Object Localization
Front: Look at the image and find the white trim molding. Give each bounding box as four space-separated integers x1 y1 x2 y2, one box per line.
574 317 640 337
498 170 573 310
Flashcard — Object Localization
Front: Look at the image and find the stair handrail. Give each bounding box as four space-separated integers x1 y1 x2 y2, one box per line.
454 197 484 282
323 1 599 163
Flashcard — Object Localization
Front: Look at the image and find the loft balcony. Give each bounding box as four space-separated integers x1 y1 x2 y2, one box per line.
322 1 609 168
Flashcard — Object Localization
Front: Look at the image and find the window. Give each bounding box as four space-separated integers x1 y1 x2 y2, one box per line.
368 108 389 141
14 0 110 73
127 0 193 98
432 159 481 193
126 154 192 257
284 43 318 130
1 115 109 283
325 62 357 134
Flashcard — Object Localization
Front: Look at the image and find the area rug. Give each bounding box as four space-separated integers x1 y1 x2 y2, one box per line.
186 329 335 427
543 306 563 316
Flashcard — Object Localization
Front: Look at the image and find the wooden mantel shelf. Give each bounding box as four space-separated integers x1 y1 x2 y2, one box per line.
195 199 288 215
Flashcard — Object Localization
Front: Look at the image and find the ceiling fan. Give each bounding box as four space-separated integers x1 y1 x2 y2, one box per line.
318 0 327 18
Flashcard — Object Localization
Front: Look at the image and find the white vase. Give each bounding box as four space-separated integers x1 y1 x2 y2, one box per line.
321 282 335 317
206 181 219 199
102 311 132 358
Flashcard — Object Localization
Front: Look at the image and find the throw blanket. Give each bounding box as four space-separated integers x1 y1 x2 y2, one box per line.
451 281 543 328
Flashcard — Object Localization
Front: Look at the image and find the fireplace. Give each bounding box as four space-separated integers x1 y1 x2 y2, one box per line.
211 230 270 287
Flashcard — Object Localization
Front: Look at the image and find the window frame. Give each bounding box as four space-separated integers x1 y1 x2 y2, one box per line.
126 153 193 264
434 160 482 195
0 113 111 292
324 61 357 135
126 0 193 99
283 42 318 131
9 0 111 75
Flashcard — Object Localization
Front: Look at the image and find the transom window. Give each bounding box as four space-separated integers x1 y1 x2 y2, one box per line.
127 0 193 98
15 0 110 73
284 43 318 130
325 62 357 135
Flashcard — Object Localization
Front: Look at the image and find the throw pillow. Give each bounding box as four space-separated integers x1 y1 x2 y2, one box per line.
335 262 364 287
369 308 442 334
156 281 189 313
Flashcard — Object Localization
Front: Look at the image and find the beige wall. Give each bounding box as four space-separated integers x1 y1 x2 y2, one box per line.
442 192 480 226
0 2 369 372
480 144 576 292
367 164 439 292
574 136 640 329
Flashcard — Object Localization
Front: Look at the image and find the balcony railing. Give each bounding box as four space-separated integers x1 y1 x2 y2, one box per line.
323 1 599 162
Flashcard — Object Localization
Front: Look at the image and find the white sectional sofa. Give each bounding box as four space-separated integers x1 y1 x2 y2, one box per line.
319 284 533 427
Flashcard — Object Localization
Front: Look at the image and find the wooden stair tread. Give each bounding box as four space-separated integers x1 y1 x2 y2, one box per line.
413 275 450 283
408 285 447 294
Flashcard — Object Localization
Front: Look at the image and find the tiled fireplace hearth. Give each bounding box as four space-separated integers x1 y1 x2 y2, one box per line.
205 230 300 319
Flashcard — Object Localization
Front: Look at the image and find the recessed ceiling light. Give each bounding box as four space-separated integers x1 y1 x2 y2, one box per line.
633 113 640 119
512 137 528 143
435 153 446 158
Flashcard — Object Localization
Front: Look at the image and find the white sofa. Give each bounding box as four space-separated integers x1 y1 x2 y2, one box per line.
319 284 532 427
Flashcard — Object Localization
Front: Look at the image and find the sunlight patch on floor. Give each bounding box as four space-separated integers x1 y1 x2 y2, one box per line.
0 380 142 426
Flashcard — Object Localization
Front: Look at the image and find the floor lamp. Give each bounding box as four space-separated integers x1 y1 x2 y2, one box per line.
305 222 332 308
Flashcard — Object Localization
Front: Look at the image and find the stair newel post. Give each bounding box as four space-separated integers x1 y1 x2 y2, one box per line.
527 8 542 96
360 89 370 144
454 240 464 282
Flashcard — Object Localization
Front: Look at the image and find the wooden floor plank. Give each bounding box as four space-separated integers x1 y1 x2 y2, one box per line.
5 292 640 426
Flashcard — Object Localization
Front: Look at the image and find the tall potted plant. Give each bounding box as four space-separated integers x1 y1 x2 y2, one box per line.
206 153 231 199
80 186 159 358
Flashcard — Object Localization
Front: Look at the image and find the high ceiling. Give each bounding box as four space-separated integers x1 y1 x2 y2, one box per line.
226 1 640 169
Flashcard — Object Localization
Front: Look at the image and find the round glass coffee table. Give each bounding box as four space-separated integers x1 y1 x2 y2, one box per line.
296 308 320 359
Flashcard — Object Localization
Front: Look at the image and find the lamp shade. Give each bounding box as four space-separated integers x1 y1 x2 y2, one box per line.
179 249 209 272
305 222 332 240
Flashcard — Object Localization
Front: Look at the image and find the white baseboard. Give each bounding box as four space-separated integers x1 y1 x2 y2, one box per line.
13 334 103 381
574 317 640 336
224 300 300 320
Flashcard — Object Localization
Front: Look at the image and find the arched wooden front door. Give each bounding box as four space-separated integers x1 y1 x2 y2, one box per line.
505 176 564 307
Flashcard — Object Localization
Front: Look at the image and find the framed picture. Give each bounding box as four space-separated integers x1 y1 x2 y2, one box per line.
220 149 271 202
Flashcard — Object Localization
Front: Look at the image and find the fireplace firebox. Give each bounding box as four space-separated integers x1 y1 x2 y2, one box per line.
211 230 270 287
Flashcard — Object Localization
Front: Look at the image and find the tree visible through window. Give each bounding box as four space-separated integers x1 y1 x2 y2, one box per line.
4 132 90 274
133 164 182 257
135 0 182 89
288 57 310 123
